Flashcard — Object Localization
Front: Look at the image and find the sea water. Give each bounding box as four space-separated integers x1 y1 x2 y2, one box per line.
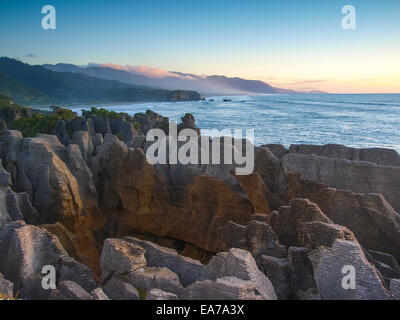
61 93 400 152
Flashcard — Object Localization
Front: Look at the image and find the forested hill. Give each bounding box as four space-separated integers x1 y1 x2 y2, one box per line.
0 57 201 105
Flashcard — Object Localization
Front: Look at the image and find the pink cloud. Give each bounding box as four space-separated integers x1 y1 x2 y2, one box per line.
89 62 195 80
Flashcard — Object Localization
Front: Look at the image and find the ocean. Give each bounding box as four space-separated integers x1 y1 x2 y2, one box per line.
60 93 400 152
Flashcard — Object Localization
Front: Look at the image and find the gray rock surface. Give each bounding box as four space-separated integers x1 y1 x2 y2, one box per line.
59 281 93 300
0 272 14 298
216 220 287 261
102 275 139 300
308 239 391 300
288 247 320 300
0 221 96 299
73 130 94 161
258 255 290 299
204 248 277 300
127 266 183 296
282 153 400 212
287 173 400 261
125 237 206 286
289 144 400 167
146 288 178 300
390 279 400 300
91 287 110 300
100 238 147 281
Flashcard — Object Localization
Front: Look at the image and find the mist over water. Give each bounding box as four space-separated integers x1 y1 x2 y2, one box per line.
61 94 400 153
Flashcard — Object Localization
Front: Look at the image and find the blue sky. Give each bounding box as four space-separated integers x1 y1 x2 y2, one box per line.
0 0 399 92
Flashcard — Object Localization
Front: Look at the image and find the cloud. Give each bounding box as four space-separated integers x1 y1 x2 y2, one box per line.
88 62 195 80
25 53 36 58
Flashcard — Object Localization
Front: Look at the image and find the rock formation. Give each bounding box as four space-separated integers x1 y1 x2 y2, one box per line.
0 110 400 300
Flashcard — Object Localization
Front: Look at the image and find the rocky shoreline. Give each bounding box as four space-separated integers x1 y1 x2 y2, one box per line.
1 105 400 300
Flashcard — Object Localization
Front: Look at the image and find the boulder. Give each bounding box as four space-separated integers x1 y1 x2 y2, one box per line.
205 248 277 300
216 220 287 261
59 281 93 300
146 288 178 300
258 255 290 299
100 239 147 281
287 173 400 261
124 237 206 286
185 276 271 300
127 266 183 296
308 239 391 300
91 287 110 300
102 275 139 300
0 222 97 299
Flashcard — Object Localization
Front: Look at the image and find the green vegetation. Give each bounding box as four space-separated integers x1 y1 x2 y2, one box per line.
13 106 78 138
137 288 147 300
83 107 141 132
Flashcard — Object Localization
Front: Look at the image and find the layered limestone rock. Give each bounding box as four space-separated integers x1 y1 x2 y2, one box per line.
90 135 257 253
268 198 391 299
0 131 103 272
289 144 400 167
282 152 400 212
99 238 277 300
287 173 400 261
308 239 391 300
0 222 97 299
0 159 37 227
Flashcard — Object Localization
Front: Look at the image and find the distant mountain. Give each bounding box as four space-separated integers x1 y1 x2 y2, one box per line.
44 63 299 95
0 57 201 105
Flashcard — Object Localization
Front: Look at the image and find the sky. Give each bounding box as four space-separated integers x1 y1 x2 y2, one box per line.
0 0 399 93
